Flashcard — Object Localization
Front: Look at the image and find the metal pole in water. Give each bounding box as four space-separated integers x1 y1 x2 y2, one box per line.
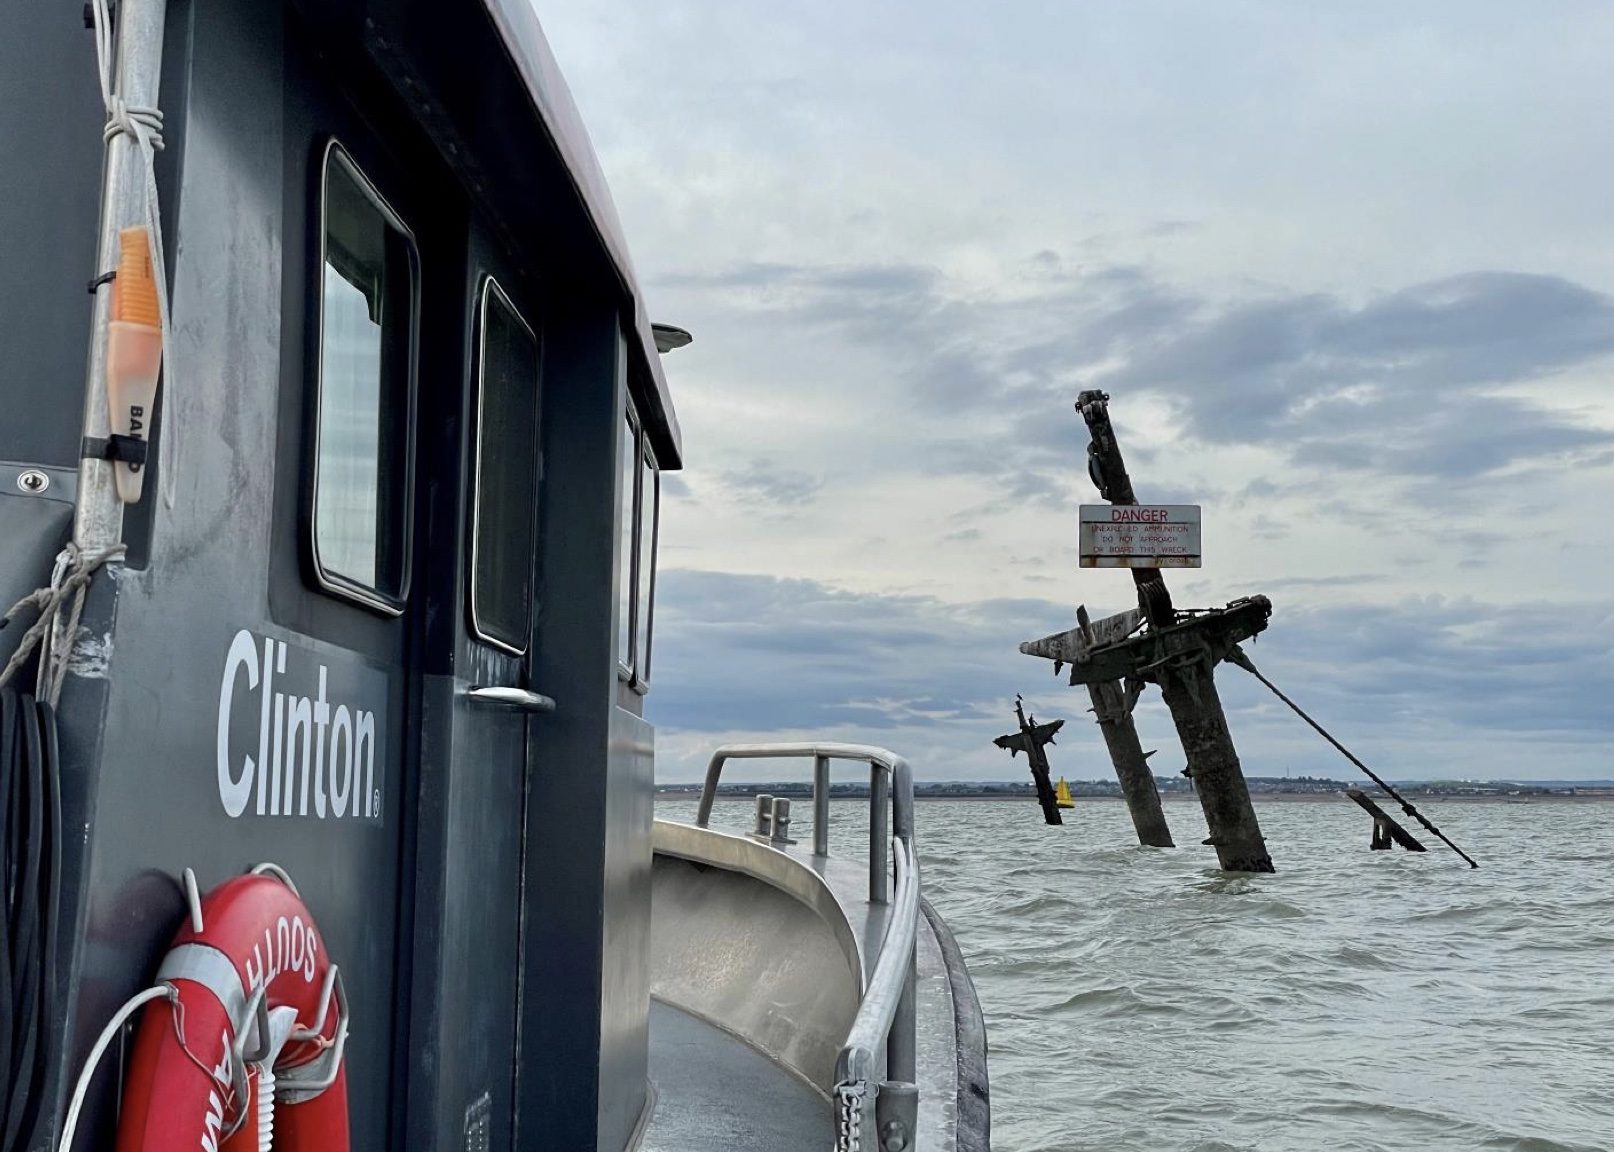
1154 647 1273 872
1077 606 1175 847
993 698 1065 826
1077 391 1273 872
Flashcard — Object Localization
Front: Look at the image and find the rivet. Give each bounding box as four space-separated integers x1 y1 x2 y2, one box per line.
17 469 49 495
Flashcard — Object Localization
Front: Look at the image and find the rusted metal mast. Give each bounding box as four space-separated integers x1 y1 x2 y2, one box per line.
1019 608 1174 846
1078 392 1175 631
993 697 1065 826
1346 789 1427 852
1075 606 1175 847
1072 390 1273 872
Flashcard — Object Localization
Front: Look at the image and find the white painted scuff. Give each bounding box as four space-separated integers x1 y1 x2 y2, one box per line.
66 629 114 680
64 553 121 681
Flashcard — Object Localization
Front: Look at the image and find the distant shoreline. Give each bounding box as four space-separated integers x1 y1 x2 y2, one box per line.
657 791 1614 804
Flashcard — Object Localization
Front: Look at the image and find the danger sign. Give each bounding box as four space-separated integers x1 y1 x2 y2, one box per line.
1079 505 1201 568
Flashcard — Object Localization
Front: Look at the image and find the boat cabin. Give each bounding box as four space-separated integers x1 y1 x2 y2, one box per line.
0 3 988 1150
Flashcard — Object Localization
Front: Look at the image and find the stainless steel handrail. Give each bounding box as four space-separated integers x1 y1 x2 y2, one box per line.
694 741 914 904
692 741 920 1148
833 835 920 1149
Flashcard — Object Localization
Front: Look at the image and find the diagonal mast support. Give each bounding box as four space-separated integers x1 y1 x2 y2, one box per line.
1026 605 1174 847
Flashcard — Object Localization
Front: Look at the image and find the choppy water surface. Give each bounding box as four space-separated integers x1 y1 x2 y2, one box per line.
678 797 1614 1152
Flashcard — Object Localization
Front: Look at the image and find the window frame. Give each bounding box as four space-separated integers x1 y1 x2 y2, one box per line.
307 138 421 617
467 275 541 656
631 443 659 694
617 406 641 682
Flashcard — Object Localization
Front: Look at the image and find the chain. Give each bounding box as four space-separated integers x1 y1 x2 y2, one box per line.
835 1081 866 1152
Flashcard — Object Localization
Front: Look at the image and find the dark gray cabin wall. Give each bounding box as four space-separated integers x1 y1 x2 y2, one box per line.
52 0 301 1138
0 7 105 467
0 8 111 684
22 1 666 1147
518 316 652 1151
55 4 418 1144
403 224 542 1149
600 706 654 1152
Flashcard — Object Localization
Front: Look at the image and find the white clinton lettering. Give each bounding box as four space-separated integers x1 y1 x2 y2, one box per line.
216 629 384 822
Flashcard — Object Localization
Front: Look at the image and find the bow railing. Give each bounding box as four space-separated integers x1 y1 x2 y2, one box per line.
694 742 919 1150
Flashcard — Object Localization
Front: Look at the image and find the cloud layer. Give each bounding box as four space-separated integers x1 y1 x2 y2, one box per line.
649 569 1614 783
538 0 1614 781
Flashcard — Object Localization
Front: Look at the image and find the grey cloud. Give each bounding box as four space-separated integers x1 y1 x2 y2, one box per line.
1227 595 1614 748
721 459 825 508
648 569 1614 781
1101 271 1614 476
648 568 1076 742
672 259 1614 483
1261 573 1385 592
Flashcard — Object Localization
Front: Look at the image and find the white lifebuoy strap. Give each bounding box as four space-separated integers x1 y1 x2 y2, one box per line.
155 942 250 1032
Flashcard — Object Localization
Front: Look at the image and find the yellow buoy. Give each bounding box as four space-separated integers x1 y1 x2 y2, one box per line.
1054 777 1075 809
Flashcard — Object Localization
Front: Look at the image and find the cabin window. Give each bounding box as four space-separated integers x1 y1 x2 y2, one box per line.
616 404 661 691
635 446 659 685
469 279 540 654
617 410 639 677
310 143 418 614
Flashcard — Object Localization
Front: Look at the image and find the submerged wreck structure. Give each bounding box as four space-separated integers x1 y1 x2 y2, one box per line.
1020 391 1477 874
993 696 1066 826
1021 391 1276 872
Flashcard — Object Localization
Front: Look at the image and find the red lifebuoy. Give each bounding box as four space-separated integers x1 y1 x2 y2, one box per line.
114 871 349 1152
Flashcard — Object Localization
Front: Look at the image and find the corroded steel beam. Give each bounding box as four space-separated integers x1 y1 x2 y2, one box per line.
993 699 1065 826
1071 390 1273 872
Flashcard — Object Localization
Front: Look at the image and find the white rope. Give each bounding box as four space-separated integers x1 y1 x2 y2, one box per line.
90 0 178 509
0 544 126 705
55 985 175 1152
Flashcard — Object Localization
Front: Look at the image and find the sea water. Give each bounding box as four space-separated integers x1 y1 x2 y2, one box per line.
669 796 1614 1151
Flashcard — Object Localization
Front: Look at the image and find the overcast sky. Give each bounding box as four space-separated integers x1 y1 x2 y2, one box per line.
538 1 1614 783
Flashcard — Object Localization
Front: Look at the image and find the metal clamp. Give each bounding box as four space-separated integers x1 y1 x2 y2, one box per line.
289 963 339 1043
277 965 350 1098
216 983 272 1141
81 433 149 466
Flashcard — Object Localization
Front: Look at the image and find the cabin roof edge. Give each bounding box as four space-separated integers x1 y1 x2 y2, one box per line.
481 0 683 468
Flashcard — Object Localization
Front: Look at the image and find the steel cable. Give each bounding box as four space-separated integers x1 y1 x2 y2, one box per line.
1226 646 1479 869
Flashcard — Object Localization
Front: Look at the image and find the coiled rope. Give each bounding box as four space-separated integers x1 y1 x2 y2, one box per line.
0 545 126 707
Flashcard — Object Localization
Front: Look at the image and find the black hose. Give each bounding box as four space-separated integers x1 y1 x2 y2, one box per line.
11 697 62 1142
4 700 42 1148
23 702 62 1146
0 693 16 1128
0 692 60 1152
